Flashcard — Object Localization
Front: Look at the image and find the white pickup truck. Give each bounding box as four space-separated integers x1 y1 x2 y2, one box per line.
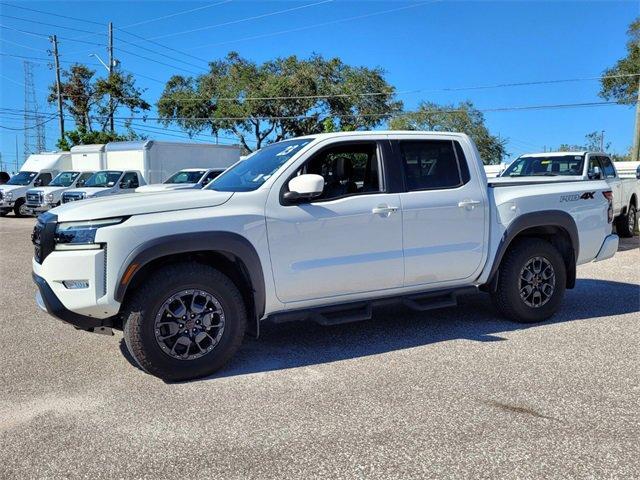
25 171 95 215
500 151 639 237
32 131 618 381
135 168 226 193
61 170 146 203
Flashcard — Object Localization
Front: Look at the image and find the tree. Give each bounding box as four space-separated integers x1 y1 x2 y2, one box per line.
49 64 150 148
600 17 640 105
157 52 401 152
389 101 507 164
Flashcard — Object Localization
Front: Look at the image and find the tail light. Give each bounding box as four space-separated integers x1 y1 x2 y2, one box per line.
603 190 613 223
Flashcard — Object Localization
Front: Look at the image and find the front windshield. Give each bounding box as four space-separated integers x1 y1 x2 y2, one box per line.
7 171 37 185
208 139 314 192
165 170 206 184
503 155 584 177
83 170 123 188
49 171 80 187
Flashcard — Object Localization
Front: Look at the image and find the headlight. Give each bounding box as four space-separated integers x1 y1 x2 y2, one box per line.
5 192 12 200
45 193 54 202
54 217 125 246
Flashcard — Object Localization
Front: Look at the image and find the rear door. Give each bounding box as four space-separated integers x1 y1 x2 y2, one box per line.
393 137 487 286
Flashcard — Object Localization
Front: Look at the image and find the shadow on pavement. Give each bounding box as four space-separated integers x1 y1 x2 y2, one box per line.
617 236 639 252
118 277 639 381
117 277 637 382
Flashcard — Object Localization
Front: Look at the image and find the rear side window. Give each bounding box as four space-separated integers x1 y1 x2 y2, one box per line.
120 172 139 189
599 156 616 179
399 140 466 190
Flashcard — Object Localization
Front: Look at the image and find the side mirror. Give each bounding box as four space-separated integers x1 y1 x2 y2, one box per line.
589 166 602 180
283 174 324 203
636 165 640 180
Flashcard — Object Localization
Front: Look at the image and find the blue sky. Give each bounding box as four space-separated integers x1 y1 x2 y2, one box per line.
0 0 638 169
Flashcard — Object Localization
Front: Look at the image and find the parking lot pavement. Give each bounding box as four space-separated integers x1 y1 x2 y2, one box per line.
0 215 638 479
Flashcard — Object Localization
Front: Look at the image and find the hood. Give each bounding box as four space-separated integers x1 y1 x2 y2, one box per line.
66 187 111 197
0 185 30 194
52 189 234 222
27 186 68 195
135 183 196 193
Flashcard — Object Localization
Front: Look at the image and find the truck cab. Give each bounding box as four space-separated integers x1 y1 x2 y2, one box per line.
135 168 226 193
25 171 95 215
61 170 146 203
0 170 56 217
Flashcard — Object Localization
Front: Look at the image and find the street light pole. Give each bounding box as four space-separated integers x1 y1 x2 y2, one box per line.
108 22 114 133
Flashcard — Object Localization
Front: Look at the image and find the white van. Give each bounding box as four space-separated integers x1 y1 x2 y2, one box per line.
0 152 71 217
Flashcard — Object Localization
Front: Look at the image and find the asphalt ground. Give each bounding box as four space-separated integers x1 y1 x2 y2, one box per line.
1 215 639 479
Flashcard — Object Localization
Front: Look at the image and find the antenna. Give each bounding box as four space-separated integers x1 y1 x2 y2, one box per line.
23 61 46 163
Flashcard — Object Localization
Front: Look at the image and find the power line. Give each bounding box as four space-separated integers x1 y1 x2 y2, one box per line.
121 0 233 28
0 37 46 52
148 0 333 40
187 0 440 50
0 2 105 26
0 13 104 35
0 115 57 130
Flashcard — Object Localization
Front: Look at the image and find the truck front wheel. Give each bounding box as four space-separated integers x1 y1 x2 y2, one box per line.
491 239 567 323
13 199 28 217
122 262 247 381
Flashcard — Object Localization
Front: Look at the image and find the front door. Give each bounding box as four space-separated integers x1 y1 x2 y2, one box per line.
266 141 404 304
394 138 487 286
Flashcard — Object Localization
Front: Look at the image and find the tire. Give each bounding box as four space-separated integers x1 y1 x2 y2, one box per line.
616 204 637 238
491 238 567 323
13 199 28 217
122 262 247 381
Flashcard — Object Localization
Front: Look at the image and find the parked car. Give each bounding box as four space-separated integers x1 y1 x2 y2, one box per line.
135 168 226 193
0 172 10 185
61 170 145 203
25 171 95 215
499 151 639 237
32 131 617 381
0 152 71 217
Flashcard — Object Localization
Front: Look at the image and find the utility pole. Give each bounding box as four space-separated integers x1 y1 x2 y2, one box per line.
50 35 65 142
108 22 114 133
15 137 19 172
600 130 605 152
633 77 640 162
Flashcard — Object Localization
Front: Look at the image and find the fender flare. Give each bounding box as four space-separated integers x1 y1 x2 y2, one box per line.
486 210 579 289
114 232 266 322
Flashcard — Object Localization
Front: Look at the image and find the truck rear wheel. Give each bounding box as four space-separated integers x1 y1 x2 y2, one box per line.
491 239 566 323
616 204 637 238
122 262 247 381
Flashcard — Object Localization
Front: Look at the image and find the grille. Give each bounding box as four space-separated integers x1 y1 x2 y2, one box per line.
26 192 43 206
62 192 85 204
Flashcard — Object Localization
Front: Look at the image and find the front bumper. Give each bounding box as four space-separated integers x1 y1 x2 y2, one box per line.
33 273 116 332
594 234 619 262
26 203 54 214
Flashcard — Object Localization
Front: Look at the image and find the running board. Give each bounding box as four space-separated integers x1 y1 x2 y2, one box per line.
267 286 479 326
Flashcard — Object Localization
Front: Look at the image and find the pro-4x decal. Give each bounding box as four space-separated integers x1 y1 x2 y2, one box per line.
560 191 596 202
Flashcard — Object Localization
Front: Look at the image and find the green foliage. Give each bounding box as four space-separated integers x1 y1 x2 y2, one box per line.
55 126 143 150
556 131 631 160
157 52 401 152
389 101 507 164
600 17 640 105
49 64 150 146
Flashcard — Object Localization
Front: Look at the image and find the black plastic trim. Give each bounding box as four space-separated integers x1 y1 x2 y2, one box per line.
33 273 113 330
114 232 266 321
485 210 579 289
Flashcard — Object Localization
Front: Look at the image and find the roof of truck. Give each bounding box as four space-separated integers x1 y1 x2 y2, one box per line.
293 130 470 141
518 151 608 158
70 144 105 153
105 140 239 151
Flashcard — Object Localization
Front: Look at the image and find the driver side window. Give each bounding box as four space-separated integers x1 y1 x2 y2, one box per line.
120 172 139 189
292 142 382 202
36 173 52 186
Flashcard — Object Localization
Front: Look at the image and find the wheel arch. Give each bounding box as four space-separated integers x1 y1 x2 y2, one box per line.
115 232 265 337
484 210 579 292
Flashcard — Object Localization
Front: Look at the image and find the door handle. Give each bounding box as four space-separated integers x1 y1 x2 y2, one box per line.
458 199 481 209
372 204 398 215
